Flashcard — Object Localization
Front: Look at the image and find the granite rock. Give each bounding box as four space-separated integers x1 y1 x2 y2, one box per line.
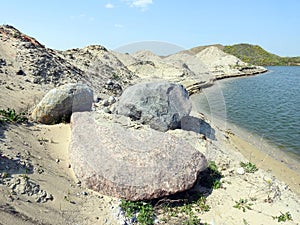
69 112 207 200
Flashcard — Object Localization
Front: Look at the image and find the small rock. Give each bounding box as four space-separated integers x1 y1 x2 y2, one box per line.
102 99 109 107
94 96 101 103
55 159 60 163
108 96 116 104
76 181 81 187
109 105 116 113
103 107 111 114
106 79 113 85
236 167 245 175
16 69 25 76
33 77 40 84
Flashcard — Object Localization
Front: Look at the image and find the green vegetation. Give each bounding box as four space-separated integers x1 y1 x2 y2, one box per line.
120 200 155 225
272 212 293 222
111 72 120 80
223 44 300 66
240 162 258 173
233 198 253 212
199 161 223 189
0 108 27 124
243 218 250 225
120 193 211 225
162 195 209 225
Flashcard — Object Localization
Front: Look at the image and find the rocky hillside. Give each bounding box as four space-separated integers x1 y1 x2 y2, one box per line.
0 25 83 85
0 25 267 97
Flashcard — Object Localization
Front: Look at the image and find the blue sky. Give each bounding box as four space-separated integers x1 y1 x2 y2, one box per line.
1 0 299 56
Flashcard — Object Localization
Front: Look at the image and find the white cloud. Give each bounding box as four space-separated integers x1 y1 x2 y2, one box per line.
105 3 115 8
124 0 153 11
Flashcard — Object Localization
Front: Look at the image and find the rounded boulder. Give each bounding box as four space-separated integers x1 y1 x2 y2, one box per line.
115 81 192 132
31 83 93 124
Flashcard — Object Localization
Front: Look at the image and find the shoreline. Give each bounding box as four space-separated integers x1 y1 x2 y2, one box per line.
228 132 300 195
185 68 269 95
191 71 300 196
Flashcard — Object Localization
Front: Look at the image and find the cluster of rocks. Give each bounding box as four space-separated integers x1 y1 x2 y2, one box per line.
0 151 53 203
0 25 268 203
31 81 208 201
103 79 123 96
8 176 53 203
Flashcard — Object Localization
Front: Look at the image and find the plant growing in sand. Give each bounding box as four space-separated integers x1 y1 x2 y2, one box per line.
120 199 155 225
272 211 293 222
243 218 250 225
233 198 253 212
0 108 27 124
120 193 210 225
240 161 258 173
158 193 210 224
199 161 223 190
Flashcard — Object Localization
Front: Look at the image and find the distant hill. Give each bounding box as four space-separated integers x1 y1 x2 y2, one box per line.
223 44 300 66
188 43 300 66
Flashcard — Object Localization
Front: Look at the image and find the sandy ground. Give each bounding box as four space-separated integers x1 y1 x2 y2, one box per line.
230 133 300 196
0 74 300 225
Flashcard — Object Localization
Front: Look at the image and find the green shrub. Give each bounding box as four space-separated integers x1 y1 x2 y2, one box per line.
0 108 27 124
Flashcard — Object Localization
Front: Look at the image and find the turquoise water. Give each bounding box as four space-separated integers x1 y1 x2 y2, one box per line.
194 66 300 162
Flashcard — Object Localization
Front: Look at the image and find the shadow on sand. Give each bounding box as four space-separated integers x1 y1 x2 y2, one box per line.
0 122 34 177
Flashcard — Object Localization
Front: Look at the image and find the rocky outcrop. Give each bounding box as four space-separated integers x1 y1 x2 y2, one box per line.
31 83 93 124
115 81 192 132
69 112 208 200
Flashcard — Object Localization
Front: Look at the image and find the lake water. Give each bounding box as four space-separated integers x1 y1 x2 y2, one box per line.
193 66 300 166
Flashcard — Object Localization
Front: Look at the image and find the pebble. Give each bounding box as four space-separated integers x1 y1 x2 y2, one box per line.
106 80 113 85
108 96 116 104
103 107 111 114
55 159 60 163
102 99 109 107
76 181 81 187
236 167 245 175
